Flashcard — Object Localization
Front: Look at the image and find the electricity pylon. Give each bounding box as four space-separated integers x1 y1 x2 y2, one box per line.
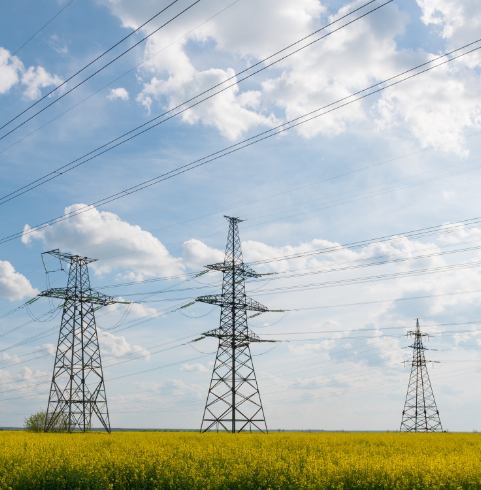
400 319 443 432
195 216 275 433
39 250 117 433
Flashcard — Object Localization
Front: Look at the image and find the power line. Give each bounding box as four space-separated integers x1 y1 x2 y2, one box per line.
250 260 481 297
54 128 481 268
0 0 76 69
245 217 481 267
75 151 481 272
3 38 480 245
105 258 481 297
168 287 481 311
0 0 201 142
284 288 481 312
0 0 181 131
239 157 481 225
17 125 472 277
0 0 391 204
92 225 481 296
0 0 242 157
90 230 481 293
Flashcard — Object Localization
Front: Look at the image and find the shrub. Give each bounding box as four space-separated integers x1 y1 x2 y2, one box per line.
24 410 69 432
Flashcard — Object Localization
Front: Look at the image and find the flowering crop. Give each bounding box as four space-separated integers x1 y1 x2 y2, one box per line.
0 431 480 489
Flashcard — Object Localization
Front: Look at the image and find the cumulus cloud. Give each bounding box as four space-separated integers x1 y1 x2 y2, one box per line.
0 46 63 100
417 0 481 67
22 204 184 279
242 234 441 273
0 48 23 94
21 66 63 100
373 64 481 154
366 327 404 366
183 238 224 269
34 344 56 356
0 260 38 301
107 87 129 101
438 223 481 244
181 363 208 372
98 0 481 150
102 299 161 324
137 68 278 140
288 342 334 356
99 330 150 360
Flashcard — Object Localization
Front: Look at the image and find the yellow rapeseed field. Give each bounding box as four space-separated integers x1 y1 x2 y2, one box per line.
0 431 480 489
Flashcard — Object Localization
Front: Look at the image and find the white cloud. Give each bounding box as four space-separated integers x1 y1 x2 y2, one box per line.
21 66 63 100
181 363 208 372
242 234 440 273
416 0 481 67
22 204 184 278
373 64 481 155
288 342 333 356
34 344 56 356
0 48 23 94
0 47 63 99
183 238 224 269
99 329 150 360
107 87 129 101
137 68 278 140
366 329 404 366
438 223 481 244
99 0 481 151
0 260 38 301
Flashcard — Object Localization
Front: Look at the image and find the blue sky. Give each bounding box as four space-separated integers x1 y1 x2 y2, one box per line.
0 0 481 431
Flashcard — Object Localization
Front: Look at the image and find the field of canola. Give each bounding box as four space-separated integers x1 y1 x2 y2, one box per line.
0 431 480 489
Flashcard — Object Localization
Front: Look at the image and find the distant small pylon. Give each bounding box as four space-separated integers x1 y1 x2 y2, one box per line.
400 319 443 432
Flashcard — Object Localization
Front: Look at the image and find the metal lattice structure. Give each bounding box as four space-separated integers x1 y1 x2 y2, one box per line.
196 216 275 433
39 250 116 433
400 319 443 432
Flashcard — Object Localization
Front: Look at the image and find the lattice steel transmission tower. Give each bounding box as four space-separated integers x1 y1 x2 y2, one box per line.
39 250 116 433
195 216 275 433
400 319 443 432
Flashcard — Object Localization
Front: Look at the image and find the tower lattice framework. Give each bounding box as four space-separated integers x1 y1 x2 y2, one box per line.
400 319 443 432
196 216 274 433
39 250 116 433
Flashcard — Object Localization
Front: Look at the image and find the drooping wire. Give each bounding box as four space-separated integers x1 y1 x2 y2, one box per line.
178 305 217 318
25 303 62 323
250 311 290 328
102 303 133 330
252 343 281 356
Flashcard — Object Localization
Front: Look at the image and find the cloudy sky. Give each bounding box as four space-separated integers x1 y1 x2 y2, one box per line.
0 0 480 431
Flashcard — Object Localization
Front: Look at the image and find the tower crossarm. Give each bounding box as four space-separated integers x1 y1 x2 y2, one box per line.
202 328 276 344
407 343 428 350
39 288 116 306
196 294 268 312
205 262 264 278
43 249 97 264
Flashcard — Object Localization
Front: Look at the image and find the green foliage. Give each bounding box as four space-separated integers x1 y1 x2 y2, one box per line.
23 410 69 433
23 410 46 433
